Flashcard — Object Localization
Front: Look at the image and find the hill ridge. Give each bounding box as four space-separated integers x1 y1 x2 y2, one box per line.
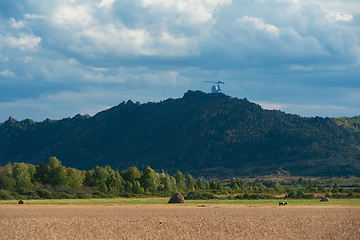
1 90 360 177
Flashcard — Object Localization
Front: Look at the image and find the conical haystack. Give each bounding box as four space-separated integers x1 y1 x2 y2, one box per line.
320 197 331 202
168 193 186 204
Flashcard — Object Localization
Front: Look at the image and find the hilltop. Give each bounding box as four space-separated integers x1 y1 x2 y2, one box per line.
1 90 360 177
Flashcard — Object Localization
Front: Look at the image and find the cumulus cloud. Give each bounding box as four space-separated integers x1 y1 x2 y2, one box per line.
8 18 28 28
326 12 353 22
0 0 360 121
6 35 41 50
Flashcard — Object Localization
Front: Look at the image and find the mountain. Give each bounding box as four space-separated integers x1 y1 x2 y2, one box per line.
1 90 360 177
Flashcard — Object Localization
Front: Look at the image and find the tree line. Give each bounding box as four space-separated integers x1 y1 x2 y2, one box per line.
1 157 360 200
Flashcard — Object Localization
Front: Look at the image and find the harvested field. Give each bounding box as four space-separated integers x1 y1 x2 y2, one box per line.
0 204 359 239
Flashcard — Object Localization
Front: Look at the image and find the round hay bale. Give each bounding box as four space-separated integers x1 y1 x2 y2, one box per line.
168 193 186 204
18 200 25 204
320 197 331 202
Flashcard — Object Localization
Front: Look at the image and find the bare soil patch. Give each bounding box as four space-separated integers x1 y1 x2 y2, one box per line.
0 204 359 239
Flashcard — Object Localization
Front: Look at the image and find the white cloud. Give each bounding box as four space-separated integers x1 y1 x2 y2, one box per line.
0 0 360 121
0 53 9 62
68 58 78 64
301 0 360 15
8 18 27 29
326 12 353 22
99 0 116 8
53 4 93 29
92 68 109 71
6 35 41 50
236 16 280 38
24 13 47 19
0 70 16 77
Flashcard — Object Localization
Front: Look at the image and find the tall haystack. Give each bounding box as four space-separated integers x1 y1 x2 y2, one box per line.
320 197 331 202
168 193 186 204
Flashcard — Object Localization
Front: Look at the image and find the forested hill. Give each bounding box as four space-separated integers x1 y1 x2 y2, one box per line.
1 90 360 177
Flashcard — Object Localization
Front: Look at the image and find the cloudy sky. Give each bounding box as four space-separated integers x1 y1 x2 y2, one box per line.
0 0 359 122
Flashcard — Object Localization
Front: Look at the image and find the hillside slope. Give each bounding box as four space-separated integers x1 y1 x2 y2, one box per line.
1 90 360 176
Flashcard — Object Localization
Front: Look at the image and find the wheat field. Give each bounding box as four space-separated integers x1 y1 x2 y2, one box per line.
0 204 359 239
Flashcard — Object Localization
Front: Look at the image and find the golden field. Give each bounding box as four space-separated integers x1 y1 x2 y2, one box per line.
0 203 359 239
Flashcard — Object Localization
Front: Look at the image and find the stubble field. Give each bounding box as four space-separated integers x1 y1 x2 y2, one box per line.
1 203 359 239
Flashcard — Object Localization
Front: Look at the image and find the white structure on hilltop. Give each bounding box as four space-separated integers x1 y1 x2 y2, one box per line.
204 80 225 93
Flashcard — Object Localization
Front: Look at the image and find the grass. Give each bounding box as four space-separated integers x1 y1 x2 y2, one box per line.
1 198 360 205
0 197 169 205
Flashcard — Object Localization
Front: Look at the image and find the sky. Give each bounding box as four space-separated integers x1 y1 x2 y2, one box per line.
0 0 359 122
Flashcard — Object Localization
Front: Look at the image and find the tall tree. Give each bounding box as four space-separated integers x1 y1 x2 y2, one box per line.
185 174 195 190
12 163 32 193
121 167 141 182
195 178 204 189
34 162 50 184
48 157 67 187
174 170 185 189
139 166 159 192
66 168 83 188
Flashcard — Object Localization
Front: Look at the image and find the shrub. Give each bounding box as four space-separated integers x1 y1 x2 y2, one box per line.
0 189 13 200
36 188 53 199
185 191 217 200
57 192 71 199
26 191 40 200
11 192 26 200
92 191 108 198
74 192 91 199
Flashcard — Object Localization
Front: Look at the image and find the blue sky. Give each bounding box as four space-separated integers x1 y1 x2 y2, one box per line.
0 0 359 122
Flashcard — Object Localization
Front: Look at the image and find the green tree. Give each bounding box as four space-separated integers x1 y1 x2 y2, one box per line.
174 170 185 189
84 170 95 187
49 165 67 187
121 167 141 182
298 177 306 185
159 172 174 191
105 166 123 194
195 178 204 189
99 182 108 193
12 163 32 193
124 181 133 193
34 162 50 184
93 166 110 187
270 181 281 190
185 174 195 190
231 182 239 190
139 166 159 192
47 157 67 187
132 180 143 194
216 182 223 191
0 166 15 190
66 168 83 188
210 180 216 190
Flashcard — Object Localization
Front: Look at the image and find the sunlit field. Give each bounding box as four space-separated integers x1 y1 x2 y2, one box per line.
1 199 360 239
1 197 360 205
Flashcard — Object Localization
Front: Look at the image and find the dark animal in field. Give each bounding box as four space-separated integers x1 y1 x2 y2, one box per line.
279 202 287 206
18 200 25 204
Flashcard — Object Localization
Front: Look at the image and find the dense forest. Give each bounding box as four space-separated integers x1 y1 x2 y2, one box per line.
1 90 360 177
